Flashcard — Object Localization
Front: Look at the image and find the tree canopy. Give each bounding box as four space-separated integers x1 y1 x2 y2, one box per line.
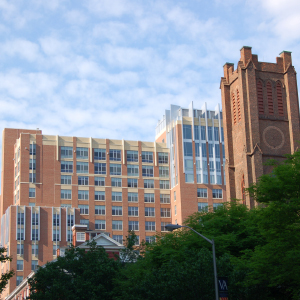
0 247 14 294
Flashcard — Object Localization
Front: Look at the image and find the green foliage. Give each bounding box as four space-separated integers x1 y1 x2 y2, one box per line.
0 247 14 294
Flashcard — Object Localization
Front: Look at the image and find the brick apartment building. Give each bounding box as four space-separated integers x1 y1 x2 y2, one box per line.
2 46 300 299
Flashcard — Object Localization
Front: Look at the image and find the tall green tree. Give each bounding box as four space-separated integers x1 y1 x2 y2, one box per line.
0 247 14 293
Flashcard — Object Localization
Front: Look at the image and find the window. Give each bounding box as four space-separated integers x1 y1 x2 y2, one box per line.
203 174 208 184
61 146 73 159
213 203 223 211
221 127 224 142
128 221 139 231
184 142 193 156
196 160 201 172
161 222 168 232
67 215 74 227
195 143 200 157
127 165 139 176
198 202 208 212
128 193 138 202
61 175 71 185
61 189 71 199
174 205 177 215
77 162 88 173
145 207 155 217
183 124 192 139
222 145 225 159
29 159 36 170
53 213 60 226
79 205 89 215
185 159 193 172
194 125 200 140
159 166 169 178
215 145 220 159
161 208 171 218
32 244 38 256
29 173 36 183
214 127 219 142
213 189 223 199
160 194 170 203
94 177 105 186
76 147 88 159
208 127 213 141
174 191 176 201
17 243 24 255
31 260 38 271
61 161 73 173
185 174 194 183
61 204 71 208
112 206 122 216
127 150 138 162
158 152 168 164
110 164 121 175
95 163 106 175
112 220 123 230
16 276 23 286
80 219 89 230
217 175 222 185
142 151 153 163
29 188 35 198
110 149 121 161
76 232 85 242
159 180 169 189
128 206 138 216
95 191 105 201
144 193 154 203
142 165 153 177
53 229 59 241
17 212 24 225
144 179 154 189
145 221 155 231
78 190 89 200
209 161 215 172
113 235 123 244
78 176 89 185
202 143 207 158
216 161 221 173
208 144 214 158
145 236 155 243
17 228 24 240
197 188 207 198
210 174 216 184
112 178 122 187
112 192 122 202
94 149 106 160
95 220 106 230
201 126 206 140
30 143 36 155
128 178 138 188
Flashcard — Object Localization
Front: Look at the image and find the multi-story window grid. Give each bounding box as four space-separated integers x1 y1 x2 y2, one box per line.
18 212 24 225
112 192 122 202
144 179 154 189
112 220 123 230
127 178 138 188
127 164 139 176
78 176 89 185
32 243 38 256
76 147 88 159
94 177 105 186
113 235 123 244
127 150 138 162
29 159 36 170
53 212 60 227
29 173 36 183
95 163 106 175
145 221 155 231
112 178 122 187
17 228 24 240
110 149 121 161
110 164 121 175
128 193 138 202
160 194 170 204
142 165 154 177
161 222 168 232
31 260 38 271
197 188 208 198
61 189 71 199
95 191 105 201
77 162 88 173
159 180 169 189
17 260 23 271
212 189 223 199
158 152 168 164
17 243 24 255
30 143 36 155
198 202 208 212
79 205 89 215
29 188 36 198
53 229 60 241
95 220 106 230
128 221 139 231
128 206 138 216
67 214 74 227
94 149 106 160
95 205 105 215
61 161 73 173
61 146 73 159
142 151 153 163
160 208 171 218
32 229 39 241
144 193 154 203
145 207 155 217
112 206 122 216
61 175 71 185
78 190 89 200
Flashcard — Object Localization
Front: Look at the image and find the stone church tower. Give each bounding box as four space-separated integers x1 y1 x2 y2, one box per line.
220 46 300 207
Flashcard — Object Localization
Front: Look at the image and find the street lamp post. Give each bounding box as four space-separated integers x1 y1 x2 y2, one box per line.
165 224 219 300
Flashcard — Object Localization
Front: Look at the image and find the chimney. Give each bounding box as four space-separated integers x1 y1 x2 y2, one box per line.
279 51 292 71
223 63 234 82
240 46 252 65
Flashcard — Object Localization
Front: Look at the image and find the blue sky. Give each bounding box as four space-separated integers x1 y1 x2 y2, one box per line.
1 0 300 143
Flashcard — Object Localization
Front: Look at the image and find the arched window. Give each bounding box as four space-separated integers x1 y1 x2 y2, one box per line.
237 89 241 122
267 81 274 115
257 80 264 114
277 82 284 116
232 92 237 125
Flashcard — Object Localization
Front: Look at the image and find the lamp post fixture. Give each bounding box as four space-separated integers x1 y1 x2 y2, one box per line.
165 224 219 300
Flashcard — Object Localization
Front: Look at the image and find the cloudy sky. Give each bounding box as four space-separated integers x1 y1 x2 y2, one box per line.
1 0 300 143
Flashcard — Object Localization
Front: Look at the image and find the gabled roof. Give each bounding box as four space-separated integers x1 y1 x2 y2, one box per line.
78 233 124 250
